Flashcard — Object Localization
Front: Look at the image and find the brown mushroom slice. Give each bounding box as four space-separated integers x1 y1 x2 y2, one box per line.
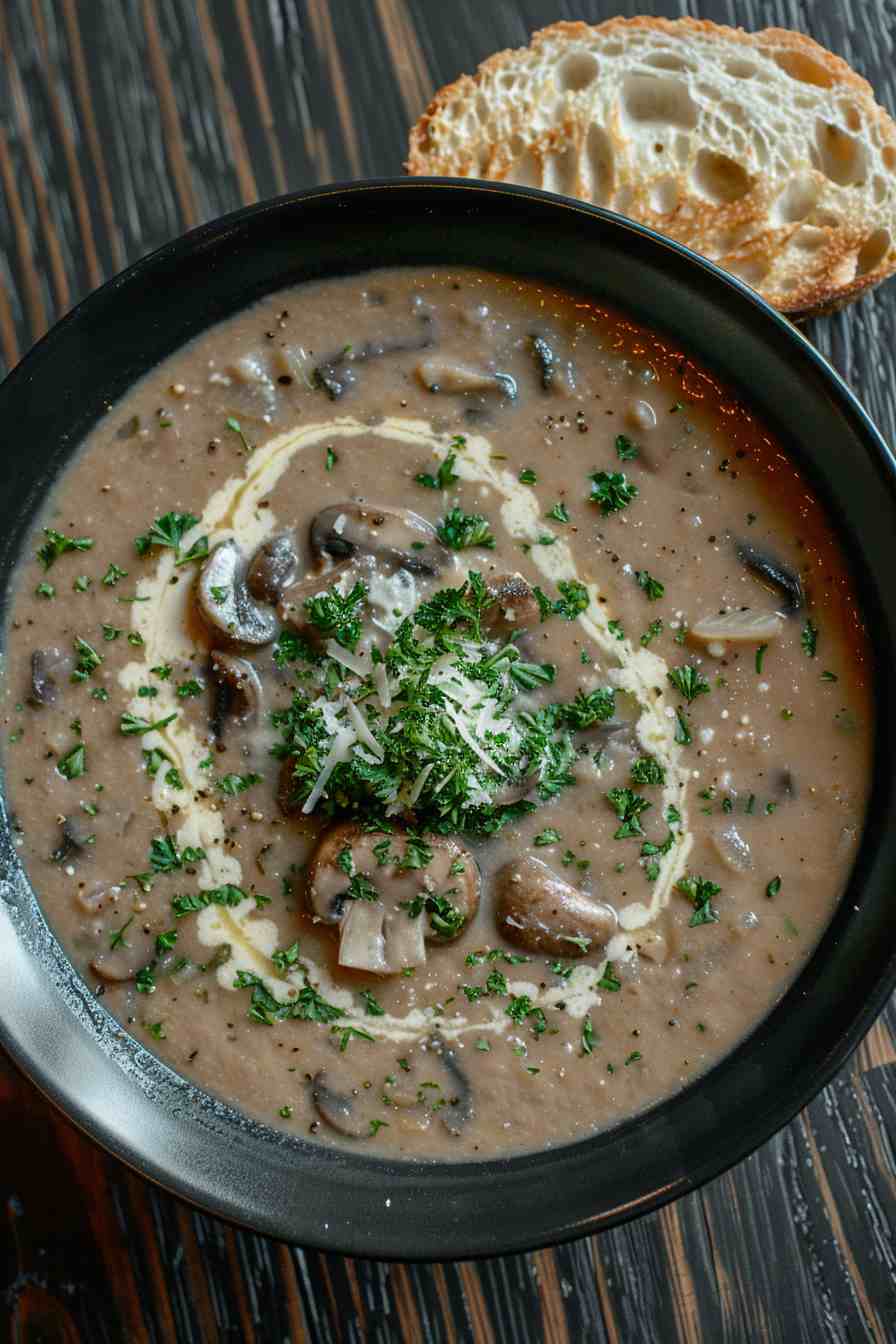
495 856 616 958
310 1071 374 1139
481 573 540 639
417 356 517 400
29 647 72 707
690 610 785 649
626 398 658 433
197 539 278 646
247 532 300 602
310 503 446 576
736 540 804 615
209 651 262 739
306 822 479 975
90 936 150 984
76 881 125 914
427 1035 474 1135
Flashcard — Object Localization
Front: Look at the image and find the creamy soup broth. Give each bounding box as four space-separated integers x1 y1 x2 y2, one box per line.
2 268 871 1157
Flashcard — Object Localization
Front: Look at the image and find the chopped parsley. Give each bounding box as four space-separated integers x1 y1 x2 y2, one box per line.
415 451 458 491
766 875 782 899
325 445 338 472
359 988 385 1016
755 643 769 674
630 756 665 787
634 570 664 601
534 827 562 846
614 434 639 462
176 678 204 699
271 941 302 972
588 470 638 515
667 664 710 703
37 528 93 570
217 772 262 796
436 507 496 550
597 963 621 992
226 417 253 453
801 619 818 658
677 874 721 926
519 468 537 484
72 637 103 683
547 501 570 523
640 619 663 647
233 971 342 1026
171 885 246 917
57 743 86 780
607 787 651 839
506 995 547 1035
135 512 208 565
304 579 367 651
120 710 177 736
35 581 55 599
581 1017 597 1054
149 835 205 874
102 562 128 586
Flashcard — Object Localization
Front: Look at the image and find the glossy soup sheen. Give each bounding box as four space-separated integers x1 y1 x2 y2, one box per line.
2 268 871 1159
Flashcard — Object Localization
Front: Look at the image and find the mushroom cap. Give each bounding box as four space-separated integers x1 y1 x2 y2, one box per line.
247 532 300 602
30 646 71 707
197 539 278 646
209 650 263 733
494 855 616 958
309 503 447 576
305 822 480 974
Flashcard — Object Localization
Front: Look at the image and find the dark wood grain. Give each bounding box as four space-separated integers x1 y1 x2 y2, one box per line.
1 2 894 1340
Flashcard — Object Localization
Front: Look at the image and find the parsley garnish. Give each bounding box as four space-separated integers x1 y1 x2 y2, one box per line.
57 743 86 779
171 886 246 917
581 1016 597 1054
667 664 710 703
176 678 204 699
677 874 721 926
630 756 665 787
588 470 638 514
607 787 651 839
640 619 663 647
519 468 537 484
272 941 302 971
360 988 385 1016
304 579 367 651
226 417 253 453
217 772 261 796
615 434 639 461
547 501 570 523
415 451 459 490
801 619 818 658
102 563 128 586
37 528 93 570
135 512 208 564
234 971 342 1026
72 638 103 683
534 827 562 846
345 873 379 902
635 570 664 601
120 711 177 736
597 963 621 992
436 507 496 550
766 875 782 899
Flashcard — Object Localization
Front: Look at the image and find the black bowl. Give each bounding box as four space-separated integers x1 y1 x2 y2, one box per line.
2 180 895 1260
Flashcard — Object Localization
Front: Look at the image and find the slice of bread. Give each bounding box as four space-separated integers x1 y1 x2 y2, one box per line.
407 17 896 315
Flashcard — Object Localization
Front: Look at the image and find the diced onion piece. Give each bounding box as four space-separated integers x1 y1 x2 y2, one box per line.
690 610 785 643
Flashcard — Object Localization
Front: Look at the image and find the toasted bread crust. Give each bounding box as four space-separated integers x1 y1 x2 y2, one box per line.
407 17 896 316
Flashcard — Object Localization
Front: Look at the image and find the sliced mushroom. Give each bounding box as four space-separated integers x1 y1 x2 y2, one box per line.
209 651 262 739
310 1071 373 1138
736 541 804 615
426 1034 474 1136
197 539 278 646
529 335 555 391
690 609 786 648
416 356 517 400
313 316 436 400
711 823 753 873
310 503 446 576
626 398 658 433
247 533 300 602
51 817 93 865
90 929 152 984
481 574 540 639
76 881 125 914
306 822 480 975
495 856 616 958
29 647 71 707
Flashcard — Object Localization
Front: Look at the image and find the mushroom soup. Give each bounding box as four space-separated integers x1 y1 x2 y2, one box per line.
2 268 871 1157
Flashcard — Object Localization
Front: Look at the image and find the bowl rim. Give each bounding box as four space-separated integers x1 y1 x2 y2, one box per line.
1 176 895 1260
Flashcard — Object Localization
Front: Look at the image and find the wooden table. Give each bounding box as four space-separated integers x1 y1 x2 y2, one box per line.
2 2 894 1339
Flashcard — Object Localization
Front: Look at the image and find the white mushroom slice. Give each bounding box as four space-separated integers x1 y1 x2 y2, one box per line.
197 540 278 646
690 610 785 644
626 399 657 432
339 900 389 973
417 357 516 398
383 908 428 970
712 823 754 872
